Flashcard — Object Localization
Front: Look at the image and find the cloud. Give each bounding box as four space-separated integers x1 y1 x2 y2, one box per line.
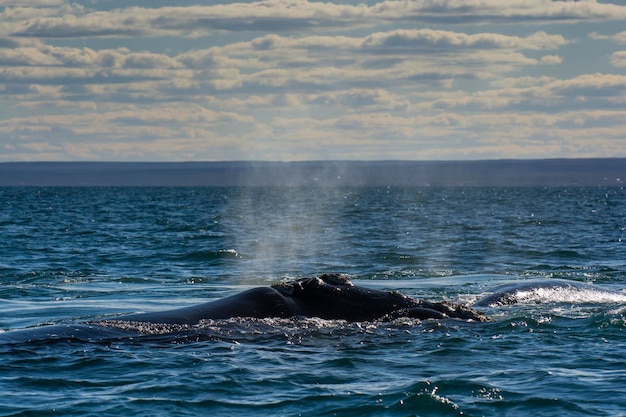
4 1 367 38
305 89 410 110
176 30 566 94
9 12 149 38
436 73 626 111
374 0 626 24
590 30 626 43
547 73 626 98
1 0 625 161
0 0 66 5
540 55 562 64
360 30 568 52
0 24 616 110
5 0 626 39
610 51 626 67
0 2 85 31
1 28 566 108
0 102 261 160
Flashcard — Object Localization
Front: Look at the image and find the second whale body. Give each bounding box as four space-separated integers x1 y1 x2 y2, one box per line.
472 279 621 307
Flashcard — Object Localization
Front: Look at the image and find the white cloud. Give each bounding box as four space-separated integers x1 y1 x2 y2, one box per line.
1 0 625 161
590 30 626 43
540 55 563 64
1 28 565 107
547 73 626 96
361 30 568 51
370 0 626 25
610 51 626 67
0 0 66 5
5 0 626 39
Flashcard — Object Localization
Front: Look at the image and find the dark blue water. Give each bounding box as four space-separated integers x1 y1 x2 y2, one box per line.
1 186 625 416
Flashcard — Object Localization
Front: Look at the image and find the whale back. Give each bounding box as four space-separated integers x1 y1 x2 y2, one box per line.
114 287 296 325
473 279 623 307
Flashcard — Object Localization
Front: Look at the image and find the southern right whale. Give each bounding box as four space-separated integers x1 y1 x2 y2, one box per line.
2 275 622 345
110 273 489 324
0 274 488 344
472 278 622 307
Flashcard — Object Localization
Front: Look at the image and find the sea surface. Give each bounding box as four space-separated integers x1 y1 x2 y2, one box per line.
1 186 625 416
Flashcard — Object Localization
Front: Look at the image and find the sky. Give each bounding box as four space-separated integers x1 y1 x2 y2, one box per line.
1 0 626 162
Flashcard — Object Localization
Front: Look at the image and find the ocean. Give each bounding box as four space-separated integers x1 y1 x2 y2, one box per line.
1 186 625 416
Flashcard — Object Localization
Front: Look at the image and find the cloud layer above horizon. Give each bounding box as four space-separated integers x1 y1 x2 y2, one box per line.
1 0 626 161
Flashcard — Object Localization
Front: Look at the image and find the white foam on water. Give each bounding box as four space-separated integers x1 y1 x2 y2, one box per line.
512 287 626 305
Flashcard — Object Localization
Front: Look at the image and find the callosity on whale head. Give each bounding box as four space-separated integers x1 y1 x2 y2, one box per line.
273 274 489 322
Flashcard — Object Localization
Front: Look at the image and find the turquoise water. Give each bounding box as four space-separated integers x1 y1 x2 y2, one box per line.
1 186 625 416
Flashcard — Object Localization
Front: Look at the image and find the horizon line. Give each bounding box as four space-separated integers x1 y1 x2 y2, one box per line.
1 156 624 164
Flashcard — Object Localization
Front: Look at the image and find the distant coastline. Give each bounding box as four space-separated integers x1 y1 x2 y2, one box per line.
0 159 623 187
